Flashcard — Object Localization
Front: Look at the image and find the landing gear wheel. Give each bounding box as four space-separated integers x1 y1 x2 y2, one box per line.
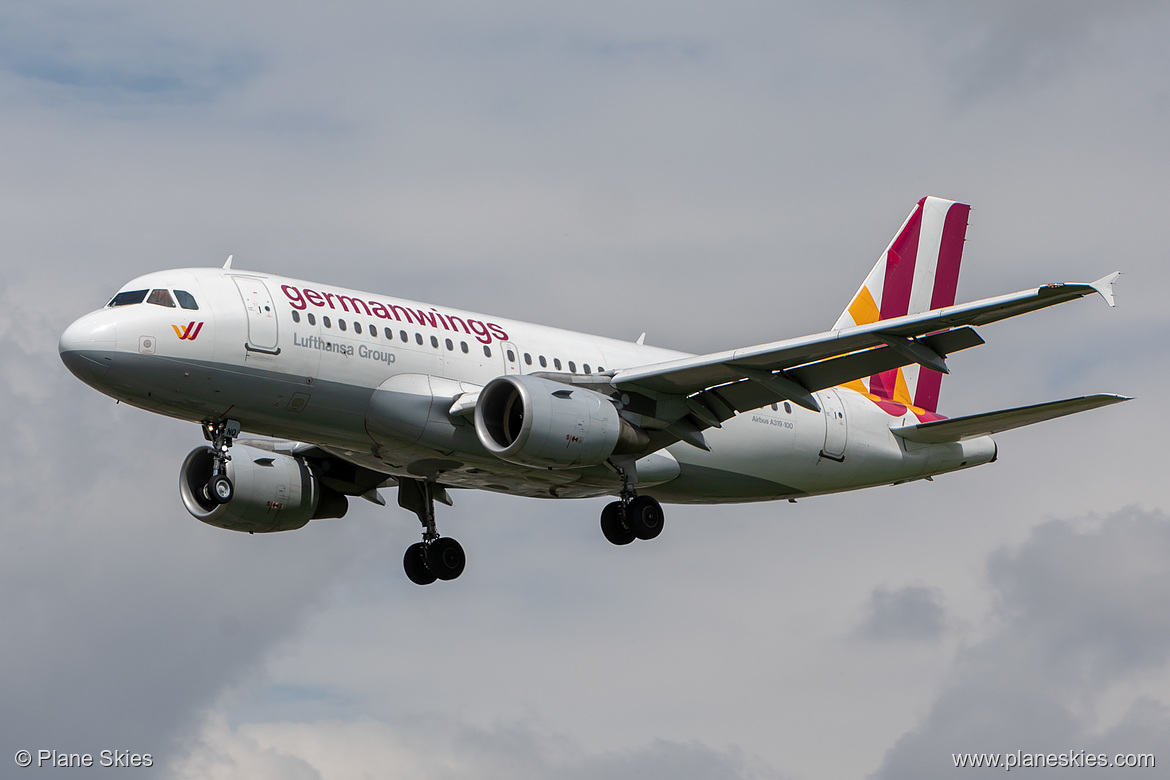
627 495 664 540
208 475 233 505
426 537 466 581
403 542 437 585
600 501 636 546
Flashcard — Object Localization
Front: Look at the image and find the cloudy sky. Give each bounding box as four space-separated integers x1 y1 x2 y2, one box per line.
2 2 1168 778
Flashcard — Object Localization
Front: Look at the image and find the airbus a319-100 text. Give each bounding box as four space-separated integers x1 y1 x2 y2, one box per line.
59 197 1129 584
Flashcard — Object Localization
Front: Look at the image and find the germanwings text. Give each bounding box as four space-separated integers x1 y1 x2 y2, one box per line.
281 284 509 344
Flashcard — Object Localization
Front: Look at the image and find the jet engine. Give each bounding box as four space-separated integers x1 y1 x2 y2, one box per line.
179 444 348 533
473 374 648 468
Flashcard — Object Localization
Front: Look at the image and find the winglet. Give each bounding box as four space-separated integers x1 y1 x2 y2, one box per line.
223 254 234 270
1090 271 1121 308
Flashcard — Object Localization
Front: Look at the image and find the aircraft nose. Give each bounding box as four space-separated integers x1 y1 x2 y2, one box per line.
59 312 117 384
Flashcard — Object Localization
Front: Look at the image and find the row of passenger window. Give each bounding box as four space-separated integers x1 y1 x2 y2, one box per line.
290 308 603 374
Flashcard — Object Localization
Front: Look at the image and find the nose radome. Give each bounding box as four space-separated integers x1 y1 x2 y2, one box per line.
59 312 117 384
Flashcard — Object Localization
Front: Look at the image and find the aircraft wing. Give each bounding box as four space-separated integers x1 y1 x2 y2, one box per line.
603 273 1120 444
890 394 1132 443
613 274 1118 405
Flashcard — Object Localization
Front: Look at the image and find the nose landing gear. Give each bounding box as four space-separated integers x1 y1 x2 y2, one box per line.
201 419 241 505
398 478 466 585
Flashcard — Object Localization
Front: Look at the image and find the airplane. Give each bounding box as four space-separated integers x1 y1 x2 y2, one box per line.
59 197 1129 585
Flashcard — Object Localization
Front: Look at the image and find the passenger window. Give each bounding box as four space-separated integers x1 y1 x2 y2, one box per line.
524 353 532 366
507 349 515 362
553 358 562 370
568 361 576 373
584 364 591 374
174 290 199 310
771 403 778 411
147 289 176 308
354 322 362 335
323 316 332 328
370 323 377 336
415 333 423 345
108 290 148 307
291 310 301 323
307 313 316 326
483 345 492 357
338 319 347 332
539 355 547 368
385 327 394 339
784 402 792 414
445 338 453 351
461 342 469 354
430 335 439 348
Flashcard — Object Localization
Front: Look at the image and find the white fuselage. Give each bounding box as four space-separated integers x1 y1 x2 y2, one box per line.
59 267 997 504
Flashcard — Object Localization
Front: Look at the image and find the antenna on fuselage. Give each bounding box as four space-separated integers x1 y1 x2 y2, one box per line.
223 255 234 270
636 332 646 345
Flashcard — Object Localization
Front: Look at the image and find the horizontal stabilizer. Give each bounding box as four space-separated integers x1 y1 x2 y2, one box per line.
891 394 1131 443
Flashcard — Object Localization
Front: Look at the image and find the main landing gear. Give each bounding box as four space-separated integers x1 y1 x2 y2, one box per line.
599 458 665 546
600 493 665 545
201 419 241 506
398 478 465 585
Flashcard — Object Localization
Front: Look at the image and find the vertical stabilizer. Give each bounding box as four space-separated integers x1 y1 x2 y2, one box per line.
833 197 970 412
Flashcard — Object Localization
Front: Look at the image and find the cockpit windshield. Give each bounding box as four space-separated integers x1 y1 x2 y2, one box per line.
147 289 176 308
108 290 148 307
106 288 199 309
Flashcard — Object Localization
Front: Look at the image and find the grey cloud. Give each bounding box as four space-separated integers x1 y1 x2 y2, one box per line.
0 4 261 106
886 0 1169 99
872 508 1170 778
855 585 948 642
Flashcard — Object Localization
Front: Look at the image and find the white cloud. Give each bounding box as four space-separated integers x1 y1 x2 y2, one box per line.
170 712 785 780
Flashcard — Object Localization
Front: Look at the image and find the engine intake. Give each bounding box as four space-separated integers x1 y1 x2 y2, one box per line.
474 374 646 468
179 444 347 533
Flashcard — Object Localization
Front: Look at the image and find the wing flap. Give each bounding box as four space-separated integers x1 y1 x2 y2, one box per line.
690 327 985 416
890 394 1131 443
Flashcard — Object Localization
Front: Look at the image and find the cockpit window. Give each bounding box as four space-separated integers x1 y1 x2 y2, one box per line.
147 289 176 308
174 290 199 310
108 290 148 307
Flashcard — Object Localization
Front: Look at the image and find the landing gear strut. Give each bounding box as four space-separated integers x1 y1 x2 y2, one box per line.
600 459 665 546
398 478 465 585
201 419 241 505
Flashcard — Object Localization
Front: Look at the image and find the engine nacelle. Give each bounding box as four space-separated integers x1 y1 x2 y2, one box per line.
474 374 644 468
179 444 347 533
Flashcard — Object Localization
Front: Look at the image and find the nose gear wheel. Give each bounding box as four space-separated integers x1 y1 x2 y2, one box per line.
200 419 241 506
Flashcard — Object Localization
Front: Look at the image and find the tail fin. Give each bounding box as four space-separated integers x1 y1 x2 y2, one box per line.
833 196 971 413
